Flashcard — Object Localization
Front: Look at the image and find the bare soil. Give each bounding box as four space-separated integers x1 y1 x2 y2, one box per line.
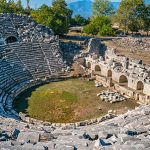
104 40 150 66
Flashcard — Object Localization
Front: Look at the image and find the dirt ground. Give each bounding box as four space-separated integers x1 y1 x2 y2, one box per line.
104 40 150 66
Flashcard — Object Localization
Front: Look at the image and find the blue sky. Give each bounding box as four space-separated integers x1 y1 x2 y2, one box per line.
21 0 120 8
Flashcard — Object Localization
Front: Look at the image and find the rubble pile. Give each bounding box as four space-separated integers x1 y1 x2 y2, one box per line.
60 41 82 65
95 81 103 87
113 37 150 51
97 90 126 103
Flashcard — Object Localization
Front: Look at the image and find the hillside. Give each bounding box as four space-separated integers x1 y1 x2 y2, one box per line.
68 0 120 18
68 0 92 18
68 0 150 18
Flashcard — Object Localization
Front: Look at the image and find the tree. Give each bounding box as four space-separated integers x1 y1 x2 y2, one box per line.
16 0 23 13
0 0 8 13
83 23 98 35
93 0 115 16
141 4 150 35
98 24 114 36
115 0 145 34
71 15 88 26
0 0 24 14
83 16 114 36
50 0 72 34
17 0 22 8
31 5 52 27
31 1 72 35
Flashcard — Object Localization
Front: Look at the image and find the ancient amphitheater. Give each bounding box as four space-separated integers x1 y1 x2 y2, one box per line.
0 14 150 150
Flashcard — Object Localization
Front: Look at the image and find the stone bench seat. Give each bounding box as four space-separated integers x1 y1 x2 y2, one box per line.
0 102 7 116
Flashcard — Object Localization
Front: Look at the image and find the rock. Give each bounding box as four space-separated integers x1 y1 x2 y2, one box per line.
0 136 7 141
98 131 109 139
19 112 27 121
142 109 150 115
40 133 55 141
17 132 40 144
22 143 46 150
126 130 138 136
94 138 112 148
83 132 91 140
12 128 20 139
87 38 101 55
98 90 126 103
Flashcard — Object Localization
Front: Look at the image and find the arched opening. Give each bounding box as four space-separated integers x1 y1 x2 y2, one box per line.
6 36 17 44
95 65 101 71
94 65 101 75
107 70 112 77
136 81 144 91
119 75 128 83
87 62 91 69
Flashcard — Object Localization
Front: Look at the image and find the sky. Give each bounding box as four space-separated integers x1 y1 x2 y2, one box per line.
21 0 121 8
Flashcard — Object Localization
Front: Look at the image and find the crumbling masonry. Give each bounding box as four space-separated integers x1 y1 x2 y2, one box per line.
85 47 150 104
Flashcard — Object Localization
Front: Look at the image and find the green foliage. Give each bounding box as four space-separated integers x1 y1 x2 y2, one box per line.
115 0 150 34
49 0 72 35
141 4 150 35
93 0 115 16
83 16 114 36
31 5 52 27
71 14 88 26
31 0 72 35
83 23 98 35
0 0 72 35
98 24 114 36
0 0 26 14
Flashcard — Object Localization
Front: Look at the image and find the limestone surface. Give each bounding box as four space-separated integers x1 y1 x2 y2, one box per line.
0 105 150 149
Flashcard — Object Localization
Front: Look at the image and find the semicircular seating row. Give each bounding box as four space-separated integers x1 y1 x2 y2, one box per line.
0 41 65 119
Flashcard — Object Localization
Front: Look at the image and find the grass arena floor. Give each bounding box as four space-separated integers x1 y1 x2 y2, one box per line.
13 79 139 123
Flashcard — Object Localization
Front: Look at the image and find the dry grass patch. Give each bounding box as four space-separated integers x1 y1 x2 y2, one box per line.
14 79 138 123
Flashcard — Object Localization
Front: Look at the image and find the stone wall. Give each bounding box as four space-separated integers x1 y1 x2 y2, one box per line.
85 47 150 104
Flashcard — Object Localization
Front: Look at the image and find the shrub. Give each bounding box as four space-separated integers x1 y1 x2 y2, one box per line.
98 24 114 36
83 16 114 36
83 23 98 35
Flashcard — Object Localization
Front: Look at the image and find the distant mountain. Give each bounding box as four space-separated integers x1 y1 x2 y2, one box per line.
68 0 120 18
68 0 150 19
68 0 92 19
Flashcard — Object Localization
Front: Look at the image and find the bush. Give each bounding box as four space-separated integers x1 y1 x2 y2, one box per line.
83 23 98 35
71 15 89 26
98 24 114 36
83 16 115 36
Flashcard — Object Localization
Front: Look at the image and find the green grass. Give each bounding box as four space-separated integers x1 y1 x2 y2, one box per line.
14 79 139 123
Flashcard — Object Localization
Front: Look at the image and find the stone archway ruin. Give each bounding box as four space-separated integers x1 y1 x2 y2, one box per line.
136 81 144 91
119 75 128 83
95 65 101 71
107 70 112 77
94 65 101 75
87 62 91 69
